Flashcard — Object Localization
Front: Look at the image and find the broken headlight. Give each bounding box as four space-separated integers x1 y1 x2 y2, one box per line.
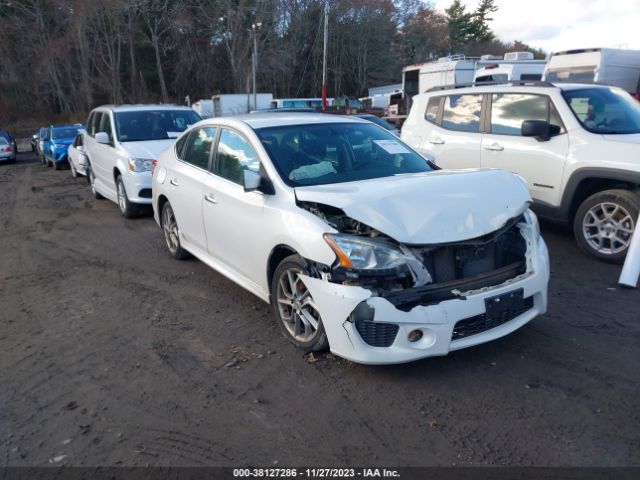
324 233 405 270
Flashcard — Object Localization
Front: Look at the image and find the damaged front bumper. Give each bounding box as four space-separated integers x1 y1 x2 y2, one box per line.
299 234 549 365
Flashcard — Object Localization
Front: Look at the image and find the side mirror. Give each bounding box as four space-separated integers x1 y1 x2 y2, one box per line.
522 120 551 141
243 169 262 192
95 132 110 144
77 145 85 153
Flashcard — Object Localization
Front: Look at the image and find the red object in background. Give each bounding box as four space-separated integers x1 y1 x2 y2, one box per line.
322 84 328 108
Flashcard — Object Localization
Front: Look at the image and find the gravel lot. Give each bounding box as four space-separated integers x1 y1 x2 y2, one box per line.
1 151 639 467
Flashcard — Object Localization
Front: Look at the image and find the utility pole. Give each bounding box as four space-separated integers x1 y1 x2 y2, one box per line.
252 22 262 111
321 2 329 109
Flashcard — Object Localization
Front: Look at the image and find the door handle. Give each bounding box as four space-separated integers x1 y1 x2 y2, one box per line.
169 179 179 186
484 143 504 151
429 137 445 145
204 193 217 204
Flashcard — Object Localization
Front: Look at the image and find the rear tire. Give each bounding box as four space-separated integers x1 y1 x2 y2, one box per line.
53 161 61 170
161 201 190 260
271 255 329 353
573 189 639 264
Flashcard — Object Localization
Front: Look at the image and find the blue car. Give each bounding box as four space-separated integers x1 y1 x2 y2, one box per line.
43 125 84 170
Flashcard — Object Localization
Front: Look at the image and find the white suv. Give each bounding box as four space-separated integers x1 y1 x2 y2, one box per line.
84 105 201 217
152 113 549 364
402 82 640 263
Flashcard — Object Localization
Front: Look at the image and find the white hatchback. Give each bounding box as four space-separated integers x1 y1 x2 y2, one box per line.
84 105 201 217
152 113 550 364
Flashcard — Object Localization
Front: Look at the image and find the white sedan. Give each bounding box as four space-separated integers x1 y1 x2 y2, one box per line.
67 132 87 178
152 113 550 365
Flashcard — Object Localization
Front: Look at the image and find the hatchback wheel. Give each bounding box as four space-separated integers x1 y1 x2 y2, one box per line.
574 189 639 263
161 201 190 259
271 255 329 352
69 161 77 178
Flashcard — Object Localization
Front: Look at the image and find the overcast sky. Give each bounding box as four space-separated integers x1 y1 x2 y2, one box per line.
433 0 640 53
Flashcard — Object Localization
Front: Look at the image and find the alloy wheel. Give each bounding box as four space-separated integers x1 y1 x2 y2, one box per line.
117 181 127 214
582 202 635 255
162 205 180 254
275 267 322 342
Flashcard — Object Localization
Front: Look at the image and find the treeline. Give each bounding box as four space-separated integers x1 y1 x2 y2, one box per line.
0 0 544 122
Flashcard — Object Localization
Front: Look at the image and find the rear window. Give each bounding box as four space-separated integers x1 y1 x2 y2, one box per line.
442 94 483 132
425 96 441 124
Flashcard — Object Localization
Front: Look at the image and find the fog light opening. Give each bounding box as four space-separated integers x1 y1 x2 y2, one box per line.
408 329 423 343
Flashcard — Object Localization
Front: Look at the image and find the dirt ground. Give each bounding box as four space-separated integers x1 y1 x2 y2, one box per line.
1 151 639 467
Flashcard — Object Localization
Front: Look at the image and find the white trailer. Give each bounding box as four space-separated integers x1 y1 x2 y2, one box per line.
393 52 546 118
543 48 640 95
474 52 546 83
192 93 274 118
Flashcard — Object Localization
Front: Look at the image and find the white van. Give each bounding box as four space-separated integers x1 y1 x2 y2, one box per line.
84 105 201 217
543 48 640 95
474 63 545 83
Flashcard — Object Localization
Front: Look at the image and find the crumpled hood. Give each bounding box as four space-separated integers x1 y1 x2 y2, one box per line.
602 133 640 145
295 169 532 244
120 139 174 159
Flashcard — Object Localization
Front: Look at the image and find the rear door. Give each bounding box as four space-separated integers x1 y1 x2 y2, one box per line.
480 92 569 206
166 126 216 253
424 93 483 169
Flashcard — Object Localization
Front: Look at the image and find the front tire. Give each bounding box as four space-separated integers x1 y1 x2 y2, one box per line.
161 201 190 260
87 165 104 199
573 189 639 263
271 255 329 353
116 176 137 218
69 160 78 178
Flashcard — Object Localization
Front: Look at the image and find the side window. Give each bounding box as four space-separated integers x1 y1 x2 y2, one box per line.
174 132 190 160
86 113 94 137
491 94 566 136
98 113 113 140
520 73 542 81
215 128 259 186
549 101 566 134
182 127 216 170
442 94 482 132
425 96 441 124
89 113 102 137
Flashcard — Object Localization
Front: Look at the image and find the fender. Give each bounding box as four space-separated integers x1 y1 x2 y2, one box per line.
557 168 640 222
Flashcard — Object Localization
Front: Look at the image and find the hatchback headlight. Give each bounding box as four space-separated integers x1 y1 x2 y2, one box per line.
324 233 405 270
128 157 152 172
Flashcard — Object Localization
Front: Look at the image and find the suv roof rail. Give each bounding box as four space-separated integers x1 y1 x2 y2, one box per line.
426 80 554 92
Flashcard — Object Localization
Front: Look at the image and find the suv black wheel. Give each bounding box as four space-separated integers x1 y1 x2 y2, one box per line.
573 189 639 263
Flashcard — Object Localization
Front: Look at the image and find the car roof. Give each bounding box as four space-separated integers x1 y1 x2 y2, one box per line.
420 82 616 97
216 112 369 130
94 104 195 113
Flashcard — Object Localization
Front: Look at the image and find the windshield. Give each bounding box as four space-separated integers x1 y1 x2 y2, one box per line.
52 127 80 139
255 122 432 187
115 110 201 142
563 87 640 134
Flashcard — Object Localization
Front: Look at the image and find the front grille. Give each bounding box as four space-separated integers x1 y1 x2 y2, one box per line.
451 296 534 340
138 188 152 198
355 320 399 347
